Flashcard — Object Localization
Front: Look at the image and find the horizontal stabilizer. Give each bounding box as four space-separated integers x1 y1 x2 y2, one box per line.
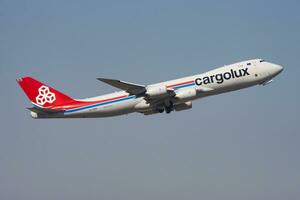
27 107 63 114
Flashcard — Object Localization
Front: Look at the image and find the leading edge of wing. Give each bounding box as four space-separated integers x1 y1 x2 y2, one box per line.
97 78 146 95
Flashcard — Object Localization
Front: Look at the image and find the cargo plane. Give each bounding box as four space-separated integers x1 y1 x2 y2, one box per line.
17 59 283 118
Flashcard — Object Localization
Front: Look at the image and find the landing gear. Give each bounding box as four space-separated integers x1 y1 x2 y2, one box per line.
165 106 172 114
157 108 164 113
155 101 174 114
164 101 174 114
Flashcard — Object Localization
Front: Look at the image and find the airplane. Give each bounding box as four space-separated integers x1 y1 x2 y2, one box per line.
17 59 283 119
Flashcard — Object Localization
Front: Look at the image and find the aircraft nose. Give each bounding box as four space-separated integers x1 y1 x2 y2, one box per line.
273 64 284 75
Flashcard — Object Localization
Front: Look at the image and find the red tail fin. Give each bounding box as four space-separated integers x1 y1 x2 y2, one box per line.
17 76 75 108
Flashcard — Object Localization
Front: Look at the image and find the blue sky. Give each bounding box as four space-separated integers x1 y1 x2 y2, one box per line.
1 0 300 200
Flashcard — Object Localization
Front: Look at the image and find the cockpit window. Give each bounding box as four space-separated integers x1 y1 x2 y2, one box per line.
260 59 265 63
247 63 251 66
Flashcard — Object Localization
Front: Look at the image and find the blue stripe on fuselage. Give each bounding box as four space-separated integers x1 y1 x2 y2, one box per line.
64 95 136 113
173 83 195 90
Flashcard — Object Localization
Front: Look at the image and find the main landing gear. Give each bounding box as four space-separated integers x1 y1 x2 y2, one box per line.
156 101 174 114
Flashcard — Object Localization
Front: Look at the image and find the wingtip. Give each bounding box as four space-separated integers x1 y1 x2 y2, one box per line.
97 78 119 82
97 78 106 81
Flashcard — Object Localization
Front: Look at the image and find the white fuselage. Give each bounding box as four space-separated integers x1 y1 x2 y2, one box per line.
34 59 283 118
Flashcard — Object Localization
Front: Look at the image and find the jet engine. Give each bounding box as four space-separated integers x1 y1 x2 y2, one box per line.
145 85 169 98
174 101 192 111
175 88 197 101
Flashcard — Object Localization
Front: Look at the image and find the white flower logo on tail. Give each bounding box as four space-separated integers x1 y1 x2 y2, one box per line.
36 86 56 105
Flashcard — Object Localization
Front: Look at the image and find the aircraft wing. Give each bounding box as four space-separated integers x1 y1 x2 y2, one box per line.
97 77 214 100
97 78 146 95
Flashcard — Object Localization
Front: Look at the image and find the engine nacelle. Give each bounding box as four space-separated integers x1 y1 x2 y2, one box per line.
134 99 151 111
174 101 192 111
146 85 168 98
175 88 197 101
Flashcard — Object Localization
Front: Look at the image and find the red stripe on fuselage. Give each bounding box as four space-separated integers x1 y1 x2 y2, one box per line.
166 80 194 88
